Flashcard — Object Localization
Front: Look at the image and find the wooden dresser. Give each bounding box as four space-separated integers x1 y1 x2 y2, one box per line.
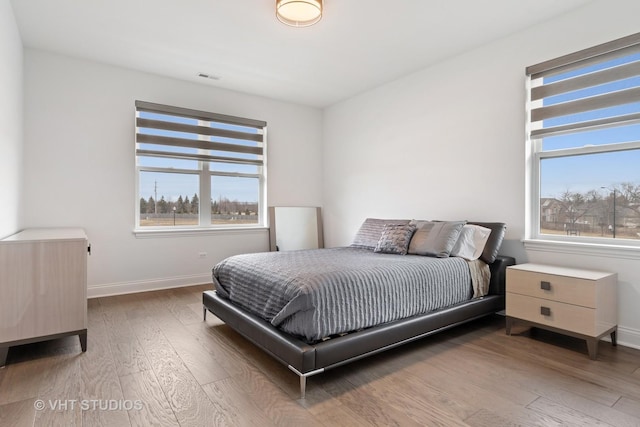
0 228 88 366
505 263 617 360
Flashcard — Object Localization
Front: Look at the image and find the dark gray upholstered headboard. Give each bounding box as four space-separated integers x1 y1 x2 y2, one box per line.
488 255 516 296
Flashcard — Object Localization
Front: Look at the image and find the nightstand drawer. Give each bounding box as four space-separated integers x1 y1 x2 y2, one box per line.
506 268 595 307
506 293 597 336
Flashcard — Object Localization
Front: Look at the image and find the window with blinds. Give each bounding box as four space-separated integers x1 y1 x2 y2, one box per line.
526 32 640 243
135 101 267 230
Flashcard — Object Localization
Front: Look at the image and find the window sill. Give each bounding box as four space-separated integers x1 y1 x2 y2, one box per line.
523 238 640 260
133 226 269 239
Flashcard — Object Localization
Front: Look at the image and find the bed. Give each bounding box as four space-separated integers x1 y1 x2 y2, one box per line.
203 219 515 398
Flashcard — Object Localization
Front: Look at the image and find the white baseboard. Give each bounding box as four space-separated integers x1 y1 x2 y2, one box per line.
617 325 640 350
88 274 212 298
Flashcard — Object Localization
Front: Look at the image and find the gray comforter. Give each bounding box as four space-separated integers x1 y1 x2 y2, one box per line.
213 247 478 342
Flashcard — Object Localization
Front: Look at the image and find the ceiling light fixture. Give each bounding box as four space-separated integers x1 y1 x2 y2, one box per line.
276 0 323 27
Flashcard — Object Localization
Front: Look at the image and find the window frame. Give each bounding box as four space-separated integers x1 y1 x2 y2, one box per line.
134 101 267 235
525 33 640 253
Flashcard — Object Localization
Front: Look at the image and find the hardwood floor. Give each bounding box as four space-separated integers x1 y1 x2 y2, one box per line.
1 284 640 426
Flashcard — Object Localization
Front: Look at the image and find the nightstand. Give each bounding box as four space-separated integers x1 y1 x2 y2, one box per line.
505 263 617 360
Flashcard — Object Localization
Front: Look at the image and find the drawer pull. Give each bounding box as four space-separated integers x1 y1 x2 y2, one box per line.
540 306 551 316
540 281 551 291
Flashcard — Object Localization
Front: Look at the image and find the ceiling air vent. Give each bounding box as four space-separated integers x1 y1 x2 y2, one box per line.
197 73 220 80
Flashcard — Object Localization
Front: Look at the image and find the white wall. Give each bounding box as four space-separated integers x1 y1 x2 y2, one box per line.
23 49 323 296
323 0 640 348
0 0 23 239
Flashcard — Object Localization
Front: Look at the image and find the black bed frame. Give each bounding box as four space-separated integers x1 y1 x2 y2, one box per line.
203 254 516 398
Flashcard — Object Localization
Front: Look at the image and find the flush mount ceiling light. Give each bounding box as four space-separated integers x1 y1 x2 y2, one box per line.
276 0 323 27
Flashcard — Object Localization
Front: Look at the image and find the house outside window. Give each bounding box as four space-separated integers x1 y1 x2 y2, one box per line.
526 33 640 245
135 101 267 232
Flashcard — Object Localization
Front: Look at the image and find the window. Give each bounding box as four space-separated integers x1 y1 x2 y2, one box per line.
135 101 266 231
526 33 640 245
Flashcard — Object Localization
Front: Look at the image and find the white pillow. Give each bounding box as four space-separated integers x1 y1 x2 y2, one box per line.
450 224 492 260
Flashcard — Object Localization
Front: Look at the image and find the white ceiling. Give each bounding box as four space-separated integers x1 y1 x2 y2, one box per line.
11 0 593 108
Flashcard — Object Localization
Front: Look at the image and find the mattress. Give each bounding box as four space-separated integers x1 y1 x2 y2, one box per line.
213 247 483 342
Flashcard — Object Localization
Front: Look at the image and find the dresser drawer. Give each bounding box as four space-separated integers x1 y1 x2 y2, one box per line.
506 293 597 336
506 268 595 308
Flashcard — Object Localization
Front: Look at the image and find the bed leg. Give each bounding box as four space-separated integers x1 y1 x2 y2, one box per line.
300 375 306 399
203 306 207 321
288 366 323 399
